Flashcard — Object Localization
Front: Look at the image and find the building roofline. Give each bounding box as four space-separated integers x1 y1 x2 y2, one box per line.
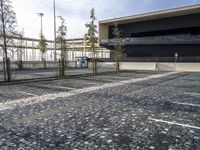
99 4 200 25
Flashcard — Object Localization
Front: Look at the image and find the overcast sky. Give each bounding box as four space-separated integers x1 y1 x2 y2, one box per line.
12 0 200 40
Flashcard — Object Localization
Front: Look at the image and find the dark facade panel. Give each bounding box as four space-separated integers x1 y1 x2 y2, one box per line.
108 13 200 38
125 44 200 57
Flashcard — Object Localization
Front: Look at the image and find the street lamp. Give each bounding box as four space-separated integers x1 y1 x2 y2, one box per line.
37 13 44 35
53 0 57 61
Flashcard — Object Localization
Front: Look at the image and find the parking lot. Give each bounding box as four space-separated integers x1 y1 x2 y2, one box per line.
0 71 199 149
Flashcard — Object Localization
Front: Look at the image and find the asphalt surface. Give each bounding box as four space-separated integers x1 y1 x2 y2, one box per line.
0 71 199 149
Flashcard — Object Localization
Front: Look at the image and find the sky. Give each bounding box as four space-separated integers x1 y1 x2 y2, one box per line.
12 0 200 40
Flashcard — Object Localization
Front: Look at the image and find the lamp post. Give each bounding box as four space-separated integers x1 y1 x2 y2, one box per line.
37 13 45 63
53 0 57 61
37 13 44 35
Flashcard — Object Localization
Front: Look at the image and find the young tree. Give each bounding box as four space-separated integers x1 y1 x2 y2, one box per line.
85 8 98 75
38 33 48 68
0 0 17 81
14 29 24 70
112 23 124 71
56 16 67 77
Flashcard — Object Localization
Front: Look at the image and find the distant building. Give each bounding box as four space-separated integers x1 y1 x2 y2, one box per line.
99 4 200 61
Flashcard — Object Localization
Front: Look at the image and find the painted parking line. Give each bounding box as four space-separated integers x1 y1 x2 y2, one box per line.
17 91 38 96
28 84 76 90
148 117 200 130
185 92 200 96
171 102 200 107
33 72 55 75
0 72 178 111
41 85 76 90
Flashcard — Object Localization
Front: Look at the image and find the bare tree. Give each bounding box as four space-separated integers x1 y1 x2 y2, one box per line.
112 23 124 71
56 16 68 77
85 8 98 75
0 0 17 81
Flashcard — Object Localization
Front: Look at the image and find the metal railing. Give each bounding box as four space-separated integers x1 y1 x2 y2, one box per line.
100 35 200 45
100 56 200 62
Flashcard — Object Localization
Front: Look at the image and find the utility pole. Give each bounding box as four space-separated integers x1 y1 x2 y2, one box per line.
53 0 57 61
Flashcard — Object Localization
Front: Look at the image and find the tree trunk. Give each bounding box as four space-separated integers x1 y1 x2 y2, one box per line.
3 58 6 81
5 58 11 82
116 60 120 72
92 59 97 75
61 58 65 77
18 60 23 70
59 58 65 77
43 60 46 69
94 59 97 74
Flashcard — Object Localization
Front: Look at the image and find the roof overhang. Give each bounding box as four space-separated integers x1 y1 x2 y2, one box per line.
99 4 200 25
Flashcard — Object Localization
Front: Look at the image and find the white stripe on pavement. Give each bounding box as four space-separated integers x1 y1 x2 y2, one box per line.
185 92 200 96
0 72 178 111
171 102 200 107
39 85 76 90
17 91 38 96
149 117 200 130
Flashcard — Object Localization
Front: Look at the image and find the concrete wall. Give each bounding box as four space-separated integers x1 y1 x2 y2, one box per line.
121 62 156 70
88 62 114 71
90 62 200 72
157 62 200 72
123 62 200 72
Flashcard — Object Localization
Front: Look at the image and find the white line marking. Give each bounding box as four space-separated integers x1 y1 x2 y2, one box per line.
33 72 54 75
171 102 200 107
55 86 76 90
45 85 76 90
0 72 178 111
185 92 200 96
149 117 200 130
17 91 37 96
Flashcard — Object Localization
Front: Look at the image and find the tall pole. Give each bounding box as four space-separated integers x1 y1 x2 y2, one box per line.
37 13 44 62
37 13 44 35
53 0 57 61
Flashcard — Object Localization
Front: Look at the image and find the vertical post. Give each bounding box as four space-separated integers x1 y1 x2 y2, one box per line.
175 52 178 71
83 37 86 57
32 40 34 61
37 13 44 35
82 39 84 58
53 0 57 61
72 40 75 61
37 13 44 62
26 48 28 61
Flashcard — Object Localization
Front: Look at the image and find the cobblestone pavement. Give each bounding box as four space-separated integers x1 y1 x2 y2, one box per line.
0 71 199 150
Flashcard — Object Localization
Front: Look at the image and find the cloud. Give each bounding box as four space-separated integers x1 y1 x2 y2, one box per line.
12 0 200 40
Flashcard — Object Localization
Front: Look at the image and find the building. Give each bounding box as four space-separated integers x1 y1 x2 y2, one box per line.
0 37 110 62
99 4 200 61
